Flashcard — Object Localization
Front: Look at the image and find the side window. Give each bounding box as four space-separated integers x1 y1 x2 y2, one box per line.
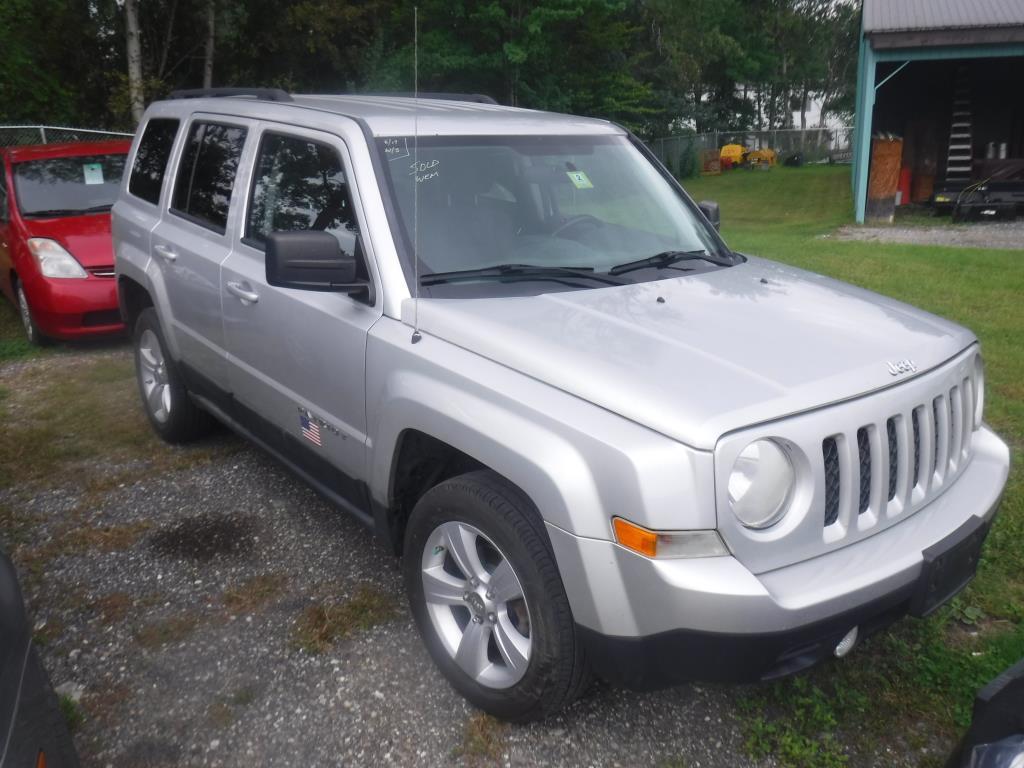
245 133 358 254
128 118 180 205
171 121 247 234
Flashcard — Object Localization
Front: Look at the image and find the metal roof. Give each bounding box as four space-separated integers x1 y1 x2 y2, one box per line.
863 0 1024 33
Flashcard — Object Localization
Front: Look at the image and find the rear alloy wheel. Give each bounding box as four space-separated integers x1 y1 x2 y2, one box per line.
133 307 213 443
15 281 50 346
138 327 172 424
404 470 590 721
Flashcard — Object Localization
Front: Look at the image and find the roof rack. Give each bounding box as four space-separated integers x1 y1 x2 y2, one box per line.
166 87 293 102
360 92 498 105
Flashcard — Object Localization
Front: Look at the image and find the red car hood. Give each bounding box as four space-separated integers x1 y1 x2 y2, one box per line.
22 213 114 268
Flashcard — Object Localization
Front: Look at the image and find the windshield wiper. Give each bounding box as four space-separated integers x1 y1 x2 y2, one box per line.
421 263 625 286
609 249 732 275
24 204 112 218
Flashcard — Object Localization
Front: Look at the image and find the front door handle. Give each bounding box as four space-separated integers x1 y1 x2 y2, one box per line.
153 244 177 262
226 281 260 304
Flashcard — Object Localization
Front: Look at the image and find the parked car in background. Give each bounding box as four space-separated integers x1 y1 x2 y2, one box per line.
0 140 130 345
0 551 80 767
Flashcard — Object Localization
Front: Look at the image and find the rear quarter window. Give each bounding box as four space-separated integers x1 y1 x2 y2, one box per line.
128 118 180 205
170 121 247 234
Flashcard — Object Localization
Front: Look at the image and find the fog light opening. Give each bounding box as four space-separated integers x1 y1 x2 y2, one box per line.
834 626 859 658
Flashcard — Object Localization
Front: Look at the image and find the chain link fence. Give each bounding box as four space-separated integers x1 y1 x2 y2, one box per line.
0 125 133 148
649 126 854 176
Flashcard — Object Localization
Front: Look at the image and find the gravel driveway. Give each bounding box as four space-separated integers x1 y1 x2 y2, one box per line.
1 347 760 768
835 219 1024 250
0 344 959 768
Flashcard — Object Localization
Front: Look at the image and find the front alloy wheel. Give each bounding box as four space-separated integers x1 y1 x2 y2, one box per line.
16 282 49 346
421 521 532 689
404 470 590 721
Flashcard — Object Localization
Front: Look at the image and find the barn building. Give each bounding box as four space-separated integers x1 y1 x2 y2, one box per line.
852 0 1024 222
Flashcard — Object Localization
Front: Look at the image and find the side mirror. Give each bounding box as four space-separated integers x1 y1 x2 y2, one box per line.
698 200 721 232
265 231 369 299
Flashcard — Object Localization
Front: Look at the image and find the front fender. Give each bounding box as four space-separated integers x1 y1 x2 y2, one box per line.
366 317 717 541
370 370 599 535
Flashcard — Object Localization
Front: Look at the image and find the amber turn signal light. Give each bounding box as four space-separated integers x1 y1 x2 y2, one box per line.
612 517 730 559
613 518 658 557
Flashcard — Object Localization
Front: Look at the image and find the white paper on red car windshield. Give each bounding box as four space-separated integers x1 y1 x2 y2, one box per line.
82 163 104 185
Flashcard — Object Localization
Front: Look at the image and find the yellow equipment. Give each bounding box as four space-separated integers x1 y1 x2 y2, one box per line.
747 148 777 166
720 143 747 165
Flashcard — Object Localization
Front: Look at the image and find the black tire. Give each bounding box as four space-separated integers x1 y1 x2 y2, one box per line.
403 470 591 722
133 307 214 443
15 278 53 347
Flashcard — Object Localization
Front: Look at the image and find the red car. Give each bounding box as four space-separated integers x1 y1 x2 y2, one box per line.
0 140 131 344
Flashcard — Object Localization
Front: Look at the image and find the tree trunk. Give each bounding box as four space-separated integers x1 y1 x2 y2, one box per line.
157 0 179 81
124 0 144 124
203 0 215 89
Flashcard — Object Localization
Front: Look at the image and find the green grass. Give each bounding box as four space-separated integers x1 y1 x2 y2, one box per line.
0 298 45 362
58 694 84 733
683 166 1024 765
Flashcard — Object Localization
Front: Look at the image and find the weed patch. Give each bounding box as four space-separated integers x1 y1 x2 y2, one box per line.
293 584 399 653
59 694 85 733
223 573 287 613
453 712 507 764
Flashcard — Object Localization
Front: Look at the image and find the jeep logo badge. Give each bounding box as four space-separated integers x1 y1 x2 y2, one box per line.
887 359 917 376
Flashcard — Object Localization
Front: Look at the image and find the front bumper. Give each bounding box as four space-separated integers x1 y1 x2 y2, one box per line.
548 426 1009 687
23 273 124 339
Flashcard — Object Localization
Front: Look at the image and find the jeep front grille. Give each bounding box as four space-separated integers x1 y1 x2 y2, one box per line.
856 427 871 514
822 378 976 530
822 437 840 526
886 417 898 501
716 347 982 575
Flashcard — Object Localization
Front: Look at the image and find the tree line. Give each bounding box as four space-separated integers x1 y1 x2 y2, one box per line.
0 0 860 138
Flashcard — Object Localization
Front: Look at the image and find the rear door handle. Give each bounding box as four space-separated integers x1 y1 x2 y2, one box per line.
226 281 260 304
153 244 177 262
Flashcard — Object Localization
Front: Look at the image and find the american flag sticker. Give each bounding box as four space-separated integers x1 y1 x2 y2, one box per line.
299 411 322 447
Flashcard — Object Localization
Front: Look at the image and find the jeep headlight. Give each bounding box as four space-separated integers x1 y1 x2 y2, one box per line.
973 355 985 428
27 238 88 279
728 439 794 529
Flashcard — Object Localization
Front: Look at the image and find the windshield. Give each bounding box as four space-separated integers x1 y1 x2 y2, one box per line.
375 134 736 297
13 153 127 217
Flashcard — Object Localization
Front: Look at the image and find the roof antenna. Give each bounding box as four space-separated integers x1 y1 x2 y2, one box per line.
410 5 422 345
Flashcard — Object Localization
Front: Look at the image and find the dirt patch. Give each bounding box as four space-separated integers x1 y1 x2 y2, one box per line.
149 512 256 562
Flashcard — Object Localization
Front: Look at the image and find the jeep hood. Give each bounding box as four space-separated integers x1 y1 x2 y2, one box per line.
403 256 976 450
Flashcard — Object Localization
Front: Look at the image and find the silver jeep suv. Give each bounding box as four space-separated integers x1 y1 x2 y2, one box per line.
113 88 1010 721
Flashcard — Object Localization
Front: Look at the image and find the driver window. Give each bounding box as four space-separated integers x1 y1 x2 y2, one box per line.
246 133 358 255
